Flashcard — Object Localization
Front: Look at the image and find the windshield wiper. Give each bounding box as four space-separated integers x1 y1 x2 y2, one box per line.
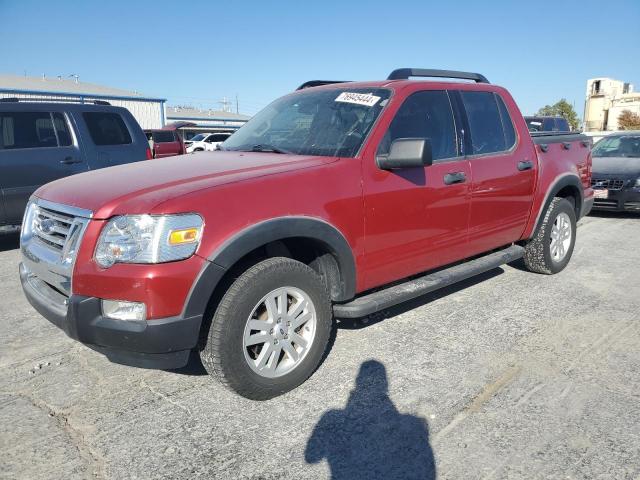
250 144 291 154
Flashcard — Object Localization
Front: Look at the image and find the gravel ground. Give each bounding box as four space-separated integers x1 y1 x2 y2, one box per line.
1 213 639 480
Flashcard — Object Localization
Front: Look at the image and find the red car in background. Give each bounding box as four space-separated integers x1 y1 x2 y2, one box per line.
144 121 195 158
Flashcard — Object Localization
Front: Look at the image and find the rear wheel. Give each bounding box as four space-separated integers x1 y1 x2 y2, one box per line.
200 257 333 400
523 197 577 274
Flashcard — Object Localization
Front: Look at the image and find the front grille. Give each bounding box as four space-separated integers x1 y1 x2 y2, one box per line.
33 206 75 251
624 202 640 210
591 178 625 191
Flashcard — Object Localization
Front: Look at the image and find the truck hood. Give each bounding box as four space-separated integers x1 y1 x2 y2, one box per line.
35 151 337 219
592 157 640 177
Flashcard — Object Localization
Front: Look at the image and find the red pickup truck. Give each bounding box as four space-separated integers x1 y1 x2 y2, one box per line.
20 69 593 400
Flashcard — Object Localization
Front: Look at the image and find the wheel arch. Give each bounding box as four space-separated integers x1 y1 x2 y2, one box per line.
530 174 583 238
182 217 356 321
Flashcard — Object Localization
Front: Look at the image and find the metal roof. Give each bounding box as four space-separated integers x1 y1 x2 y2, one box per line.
0 74 165 102
165 106 250 121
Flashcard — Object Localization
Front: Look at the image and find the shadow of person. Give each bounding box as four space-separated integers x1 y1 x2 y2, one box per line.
305 360 436 479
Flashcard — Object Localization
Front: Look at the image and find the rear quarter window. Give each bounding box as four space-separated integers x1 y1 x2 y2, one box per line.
83 112 132 146
152 131 176 143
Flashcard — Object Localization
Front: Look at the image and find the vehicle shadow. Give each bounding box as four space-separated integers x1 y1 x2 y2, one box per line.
337 268 503 329
305 359 436 479
0 232 20 252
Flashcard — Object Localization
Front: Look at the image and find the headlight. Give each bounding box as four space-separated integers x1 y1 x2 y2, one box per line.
635 178 640 188
95 214 203 268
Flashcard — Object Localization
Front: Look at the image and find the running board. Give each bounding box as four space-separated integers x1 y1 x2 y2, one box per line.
333 245 525 318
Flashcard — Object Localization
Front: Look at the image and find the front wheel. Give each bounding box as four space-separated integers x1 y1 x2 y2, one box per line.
523 197 577 274
200 257 333 400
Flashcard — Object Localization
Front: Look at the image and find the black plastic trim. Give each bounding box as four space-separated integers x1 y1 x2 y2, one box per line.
207 217 357 302
530 132 589 145
387 68 490 84
530 174 585 237
334 245 524 318
20 263 201 370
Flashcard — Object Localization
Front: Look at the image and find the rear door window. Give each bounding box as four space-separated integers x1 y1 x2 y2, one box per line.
0 111 67 149
378 90 458 161
83 112 132 145
461 91 516 155
152 131 176 143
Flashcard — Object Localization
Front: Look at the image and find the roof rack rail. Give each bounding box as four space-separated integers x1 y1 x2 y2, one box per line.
0 97 20 103
387 68 490 84
93 100 111 105
296 80 351 90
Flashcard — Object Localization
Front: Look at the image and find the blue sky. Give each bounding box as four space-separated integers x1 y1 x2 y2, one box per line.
1 0 638 117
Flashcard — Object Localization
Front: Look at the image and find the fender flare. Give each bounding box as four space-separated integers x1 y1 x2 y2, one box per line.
183 217 356 319
529 173 583 238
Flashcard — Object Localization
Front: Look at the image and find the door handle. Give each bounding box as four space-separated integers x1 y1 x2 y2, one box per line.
517 160 534 171
443 172 466 185
60 157 82 165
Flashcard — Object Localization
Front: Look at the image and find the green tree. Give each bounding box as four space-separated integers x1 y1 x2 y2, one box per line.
536 99 580 130
617 110 640 130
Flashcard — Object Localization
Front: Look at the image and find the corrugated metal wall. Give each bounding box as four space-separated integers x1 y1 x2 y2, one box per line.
0 91 164 129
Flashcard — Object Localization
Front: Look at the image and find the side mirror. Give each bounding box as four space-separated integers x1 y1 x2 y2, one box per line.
376 138 433 170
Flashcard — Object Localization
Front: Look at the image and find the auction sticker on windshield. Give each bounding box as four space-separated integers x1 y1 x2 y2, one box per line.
335 92 381 107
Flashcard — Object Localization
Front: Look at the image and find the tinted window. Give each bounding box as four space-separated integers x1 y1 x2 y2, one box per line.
462 91 511 154
555 118 570 132
52 112 72 146
83 112 132 145
152 131 176 143
0 112 59 149
496 95 516 149
210 134 230 142
378 90 458 161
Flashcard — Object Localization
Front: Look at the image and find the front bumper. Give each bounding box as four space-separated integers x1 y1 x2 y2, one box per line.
20 263 202 369
592 189 640 212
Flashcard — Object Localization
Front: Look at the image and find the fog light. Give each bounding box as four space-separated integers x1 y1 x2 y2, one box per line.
102 300 146 321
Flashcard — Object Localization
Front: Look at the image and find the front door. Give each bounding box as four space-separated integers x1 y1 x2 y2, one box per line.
0 110 86 225
361 89 471 291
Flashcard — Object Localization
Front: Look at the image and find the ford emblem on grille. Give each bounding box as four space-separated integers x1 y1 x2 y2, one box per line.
39 218 56 235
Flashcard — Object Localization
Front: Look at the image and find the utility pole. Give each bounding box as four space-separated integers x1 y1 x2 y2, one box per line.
236 94 239 114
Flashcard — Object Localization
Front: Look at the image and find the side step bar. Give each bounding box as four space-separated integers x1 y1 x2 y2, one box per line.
333 245 525 318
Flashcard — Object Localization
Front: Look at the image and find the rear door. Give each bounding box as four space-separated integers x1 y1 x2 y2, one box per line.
458 90 537 256
0 110 86 225
362 89 472 289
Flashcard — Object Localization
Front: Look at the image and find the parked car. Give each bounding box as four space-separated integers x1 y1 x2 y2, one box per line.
144 122 195 158
590 131 640 212
20 68 593 400
0 100 150 228
525 116 571 132
185 132 232 153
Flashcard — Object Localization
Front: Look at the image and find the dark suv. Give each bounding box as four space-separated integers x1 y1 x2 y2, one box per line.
524 116 570 132
590 131 640 212
0 101 150 227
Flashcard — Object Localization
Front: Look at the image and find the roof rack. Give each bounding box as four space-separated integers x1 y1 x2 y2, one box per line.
387 68 490 84
0 98 112 105
296 80 351 90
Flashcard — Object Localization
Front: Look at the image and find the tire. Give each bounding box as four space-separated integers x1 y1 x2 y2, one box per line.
200 257 333 400
523 197 577 274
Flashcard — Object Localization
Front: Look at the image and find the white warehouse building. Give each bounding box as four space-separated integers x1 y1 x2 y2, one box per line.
0 74 166 129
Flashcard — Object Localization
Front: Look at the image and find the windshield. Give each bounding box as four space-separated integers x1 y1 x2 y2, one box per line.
592 135 640 158
222 88 391 157
190 134 206 142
